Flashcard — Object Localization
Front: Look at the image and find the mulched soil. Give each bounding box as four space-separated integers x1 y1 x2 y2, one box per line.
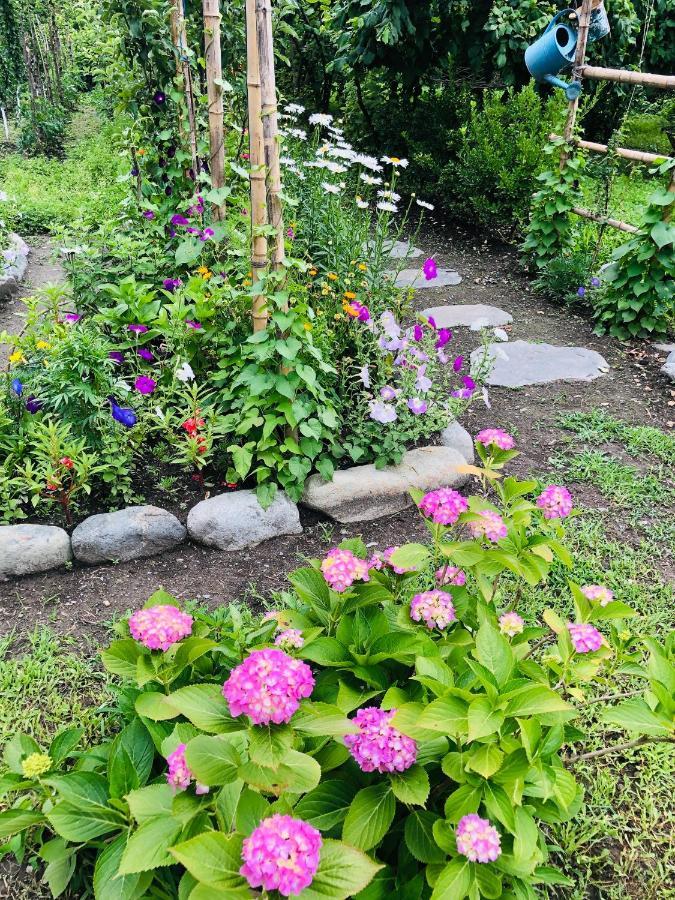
1 221 673 639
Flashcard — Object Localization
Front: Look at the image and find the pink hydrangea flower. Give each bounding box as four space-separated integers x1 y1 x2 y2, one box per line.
475 428 515 451
436 566 466 586
419 488 468 525
240 815 322 896
410 590 456 630
166 743 208 795
468 510 508 543
568 622 603 654
456 814 501 863
344 707 417 773
321 548 370 593
536 485 573 519
581 585 614 607
275 628 304 650
222 648 314 725
499 611 524 637
129 605 193 651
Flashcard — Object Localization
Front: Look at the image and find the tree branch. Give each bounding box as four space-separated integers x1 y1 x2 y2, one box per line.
566 735 674 765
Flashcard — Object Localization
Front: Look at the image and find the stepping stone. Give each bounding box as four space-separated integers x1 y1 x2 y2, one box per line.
188 490 301 551
654 343 675 354
662 350 675 382
71 505 186 564
364 239 423 259
422 304 512 328
472 340 609 388
302 446 467 524
395 269 462 288
0 525 71 580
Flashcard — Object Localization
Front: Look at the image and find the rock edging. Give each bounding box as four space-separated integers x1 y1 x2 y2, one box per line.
0 233 30 300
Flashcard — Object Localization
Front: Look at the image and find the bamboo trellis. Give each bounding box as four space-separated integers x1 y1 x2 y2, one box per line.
203 0 226 220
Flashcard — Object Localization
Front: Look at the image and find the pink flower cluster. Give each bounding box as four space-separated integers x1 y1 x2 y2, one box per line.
410 590 457 630
321 548 370 592
456 814 502 863
344 707 417 773
166 744 209 795
418 488 468 525
499 611 524 637
240 814 322 896
475 428 515 451
275 628 304 650
568 622 603 654
222 648 314 725
468 510 507 543
128 605 193 651
581 585 614 607
436 566 466 586
536 485 573 519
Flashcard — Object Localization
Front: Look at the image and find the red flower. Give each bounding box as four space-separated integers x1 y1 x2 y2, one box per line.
181 416 205 435
46 481 58 491
60 457 74 469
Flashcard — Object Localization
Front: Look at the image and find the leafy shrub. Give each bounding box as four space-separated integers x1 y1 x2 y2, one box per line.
2 436 672 898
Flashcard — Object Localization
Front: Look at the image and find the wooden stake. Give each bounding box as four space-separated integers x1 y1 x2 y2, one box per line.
578 66 675 89
255 0 285 272
171 0 200 180
202 0 226 220
560 0 593 169
246 0 269 332
550 134 674 166
571 206 639 233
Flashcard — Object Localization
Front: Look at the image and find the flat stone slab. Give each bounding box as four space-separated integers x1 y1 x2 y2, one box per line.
654 343 675 354
661 350 675 382
71 505 186 564
394 268 462 288
302 446 467 524
439 421 474 464
0 525 71 579
472 340 610 388
422 304 512 329
188 490 301 551
364 239 422 259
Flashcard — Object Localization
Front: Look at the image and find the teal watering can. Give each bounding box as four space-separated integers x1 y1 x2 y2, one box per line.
525 10 582 101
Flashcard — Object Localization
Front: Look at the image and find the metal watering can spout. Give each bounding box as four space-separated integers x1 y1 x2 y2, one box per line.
525 8 581 98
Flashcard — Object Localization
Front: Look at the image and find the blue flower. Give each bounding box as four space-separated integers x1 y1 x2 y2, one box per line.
109 398 137 428
25 396 42 414
11 378 22 397
577 286 586 297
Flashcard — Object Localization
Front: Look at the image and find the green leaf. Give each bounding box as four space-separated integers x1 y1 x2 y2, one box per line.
126 784 174 824
49 728 83 766
45 773 124 841
3 733 40 774
389 764 430 807
167 684 242 733
343 783 396 851
417 696 468 737
651 220 674 249
467 697 505 742
404 810 446 863
301 839 383 899
302 637 351 667
444 784 482 823
118 816 183 874
465 744 504 780
40 839 75 899
475 622 514 686
388 543 430 570
600 698 674 737
235 787 269 835
108 720 154 799
504 685 572 717
248 725 293 769
170 832 248 890
0 808 45 838
100 640 142 679
475 864 502 899
431 858 472 899
185 734 242 785
93 833 149 900
135 691 179 721
292 701 358 737
294 781 358 831
239 749 321 795
289 567 330 607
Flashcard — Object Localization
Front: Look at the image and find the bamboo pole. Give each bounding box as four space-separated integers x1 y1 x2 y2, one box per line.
246 0 269 332
578 66 675 89
171 0 199 180
560 0 593 169
202 0 226 220
571 206 639 233
550 134 674 166
255 0 285 271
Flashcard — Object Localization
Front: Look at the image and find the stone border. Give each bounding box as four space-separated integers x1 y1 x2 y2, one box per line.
0 232 30 300
0 423 475 580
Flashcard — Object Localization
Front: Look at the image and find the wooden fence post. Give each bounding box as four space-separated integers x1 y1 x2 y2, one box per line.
560 0 593 168
202 0 226 220
246 0 269 332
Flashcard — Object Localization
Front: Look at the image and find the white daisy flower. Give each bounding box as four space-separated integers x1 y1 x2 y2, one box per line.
328 147 357 162
360 173 382 186
324 161 348 174
322 182 341 194
381 156 409 168
327 125 344 137
377 189 401 202
356 199 369 209
309 113 333 127
284 103 305 115
416 199 434 210
376 201 398 213
287 128 307 140
0 191 7 202
279 156 296 166
354 153 382 172
336 141 354 151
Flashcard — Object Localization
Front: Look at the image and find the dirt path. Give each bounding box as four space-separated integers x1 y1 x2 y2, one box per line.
0 238 64 365
0 223 672 636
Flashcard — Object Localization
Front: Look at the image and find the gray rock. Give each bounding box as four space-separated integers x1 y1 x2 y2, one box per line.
654 343 675 354
421 304 513 328
0 233 29 299
302 446 467 523
661 350 675 382
364 239 422 260
394 268 462 288
187 490 301 551
493 327 509 342
472 340 610 388
439 421 475 464
71 505 186 564
0 525 71 579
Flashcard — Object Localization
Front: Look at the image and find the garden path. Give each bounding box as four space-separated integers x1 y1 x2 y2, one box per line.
0 238 64 366
0 222 672 638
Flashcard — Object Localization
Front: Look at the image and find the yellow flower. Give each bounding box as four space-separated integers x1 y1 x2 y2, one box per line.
137 148 146 156
321 288 330 296
309 268 317 276
303 322 313 331
334 313 344 321
327 272 338 281
344 291 357 300
243 278 252 287
22 753 51 779
358 263 367 272
196 265 210 275
8 351 26 365
36 340 50 350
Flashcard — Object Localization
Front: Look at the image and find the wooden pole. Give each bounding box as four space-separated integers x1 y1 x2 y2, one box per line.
550 134 674 166
255 0 285 272
202 0 226 220
246 0 269 332
578 66 675 89
560 0 593 169
171 0 199 180
570 206 639 234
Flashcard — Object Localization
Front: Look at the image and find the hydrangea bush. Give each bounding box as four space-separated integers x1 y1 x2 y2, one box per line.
1 435 673 899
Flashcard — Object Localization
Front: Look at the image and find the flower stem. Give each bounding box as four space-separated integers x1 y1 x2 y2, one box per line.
567 735 674 764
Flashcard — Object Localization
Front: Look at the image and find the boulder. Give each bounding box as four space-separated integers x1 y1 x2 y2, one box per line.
187 490 302 551
395 268 462 288
421 304 512 329
0 525 71 579
439 421 475 464
661 350 675 383
0 233 29 300
472 340 609 388
71 505 186 564
302 446 467 524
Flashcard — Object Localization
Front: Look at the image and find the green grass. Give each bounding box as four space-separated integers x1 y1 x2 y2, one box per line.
559 410 675 466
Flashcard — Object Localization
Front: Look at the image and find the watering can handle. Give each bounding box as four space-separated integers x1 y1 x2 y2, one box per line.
544 9 577 34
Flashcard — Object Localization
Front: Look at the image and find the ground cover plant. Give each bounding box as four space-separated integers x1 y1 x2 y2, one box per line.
1 433 673 899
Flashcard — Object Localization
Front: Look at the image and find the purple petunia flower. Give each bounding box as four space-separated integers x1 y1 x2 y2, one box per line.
165 186 173 197
423 257 438 280
135 375 156 395
137 348 154 362
369 400 397 424
413 324 424 342
453 355 464 372
109 398 137 427
25 396 43 414
380 386 399 401
109 351 124 364
142 210 155 220
153 91 166 105
128 324 149 334
63 313 81 324
591 276 600 287
171 214 190 227
577 286 586 297
130 167 139 177
427 315 437 329
436 328 452 349
186 320 202 330
162 278 183 292
408 397 428 415
463 375 475 390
